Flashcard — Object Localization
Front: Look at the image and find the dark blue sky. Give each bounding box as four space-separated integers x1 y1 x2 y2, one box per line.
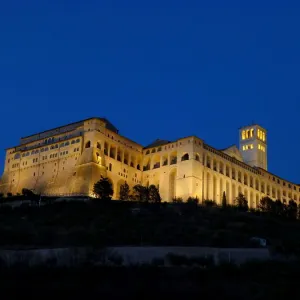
1 0 300 182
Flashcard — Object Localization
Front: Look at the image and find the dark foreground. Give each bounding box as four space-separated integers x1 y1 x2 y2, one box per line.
1 261 300 299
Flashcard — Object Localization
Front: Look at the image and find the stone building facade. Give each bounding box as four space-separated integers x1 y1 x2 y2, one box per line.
0 117 299 207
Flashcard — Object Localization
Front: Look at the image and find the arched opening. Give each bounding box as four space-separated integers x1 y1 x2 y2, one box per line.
152 155 160 169
206 156 211 168
169 169 177 201
151 148 156 153
124 151 129 165
244 174 248 185
170 151 177 165
195 153 200 162
238 171 242 182
109 145 116 159
143 158 150 171
130 156 135 168
219 162 223 174
249 176 253 188
232 168 236 180
181 153 189 161
104 142 108 155
213 159 217 171
162 154 168 166
146 150 150 155
97 142 101 149
85 141 91 148
226 165 230 177
117 149 122 162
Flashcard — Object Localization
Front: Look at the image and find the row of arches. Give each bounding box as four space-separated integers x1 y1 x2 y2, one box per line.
85 140 143 170
142 152 200 171
204 172 300 206
204 154 297 200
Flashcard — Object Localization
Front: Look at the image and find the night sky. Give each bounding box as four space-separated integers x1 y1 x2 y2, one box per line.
0 1 300 183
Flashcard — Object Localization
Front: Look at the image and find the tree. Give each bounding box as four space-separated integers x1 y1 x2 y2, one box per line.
273 199 284 217
119 181 130 201
133 184 149 202
132 184 161 203
22 188 35 198
234 193 248 211
148 185 161 203
222 191 227 208
259 197 274 213
286 200 297 220
93 177 113 200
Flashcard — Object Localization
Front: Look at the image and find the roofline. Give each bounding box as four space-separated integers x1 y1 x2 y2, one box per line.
143 135 199 149
20 117 116 140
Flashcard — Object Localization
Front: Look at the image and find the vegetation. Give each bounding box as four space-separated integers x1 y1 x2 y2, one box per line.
119 181 130 201
234 193 248 211
222 191 227 208
132 184 161 203
93 177 113 200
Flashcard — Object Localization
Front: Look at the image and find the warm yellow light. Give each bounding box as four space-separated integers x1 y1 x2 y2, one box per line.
242 130 245 140
262 132 265 141
250 128 254 137
258 144 261 150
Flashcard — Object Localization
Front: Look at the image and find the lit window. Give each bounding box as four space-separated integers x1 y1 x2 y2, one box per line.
242 131 246 140
250 144 253 149
250 128 254 137
262 132 265 141
258 144 261 150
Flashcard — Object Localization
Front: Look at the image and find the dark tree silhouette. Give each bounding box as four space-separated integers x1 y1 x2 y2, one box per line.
286 200 297 220
259 197 274 213
119 181 130 201
148 185 161 203
133 184 148 202
222 191 227 208
234 193 248 211
132 184 161 203
93 177 113 200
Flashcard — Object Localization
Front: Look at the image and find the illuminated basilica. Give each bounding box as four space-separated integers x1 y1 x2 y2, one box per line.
0 117 299 207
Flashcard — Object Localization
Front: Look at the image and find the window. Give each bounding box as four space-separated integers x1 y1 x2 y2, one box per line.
181 153 189 161
85 141 91 148
242 130 246 140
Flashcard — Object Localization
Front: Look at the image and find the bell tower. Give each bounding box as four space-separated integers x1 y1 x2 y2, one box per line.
239 125 267 170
